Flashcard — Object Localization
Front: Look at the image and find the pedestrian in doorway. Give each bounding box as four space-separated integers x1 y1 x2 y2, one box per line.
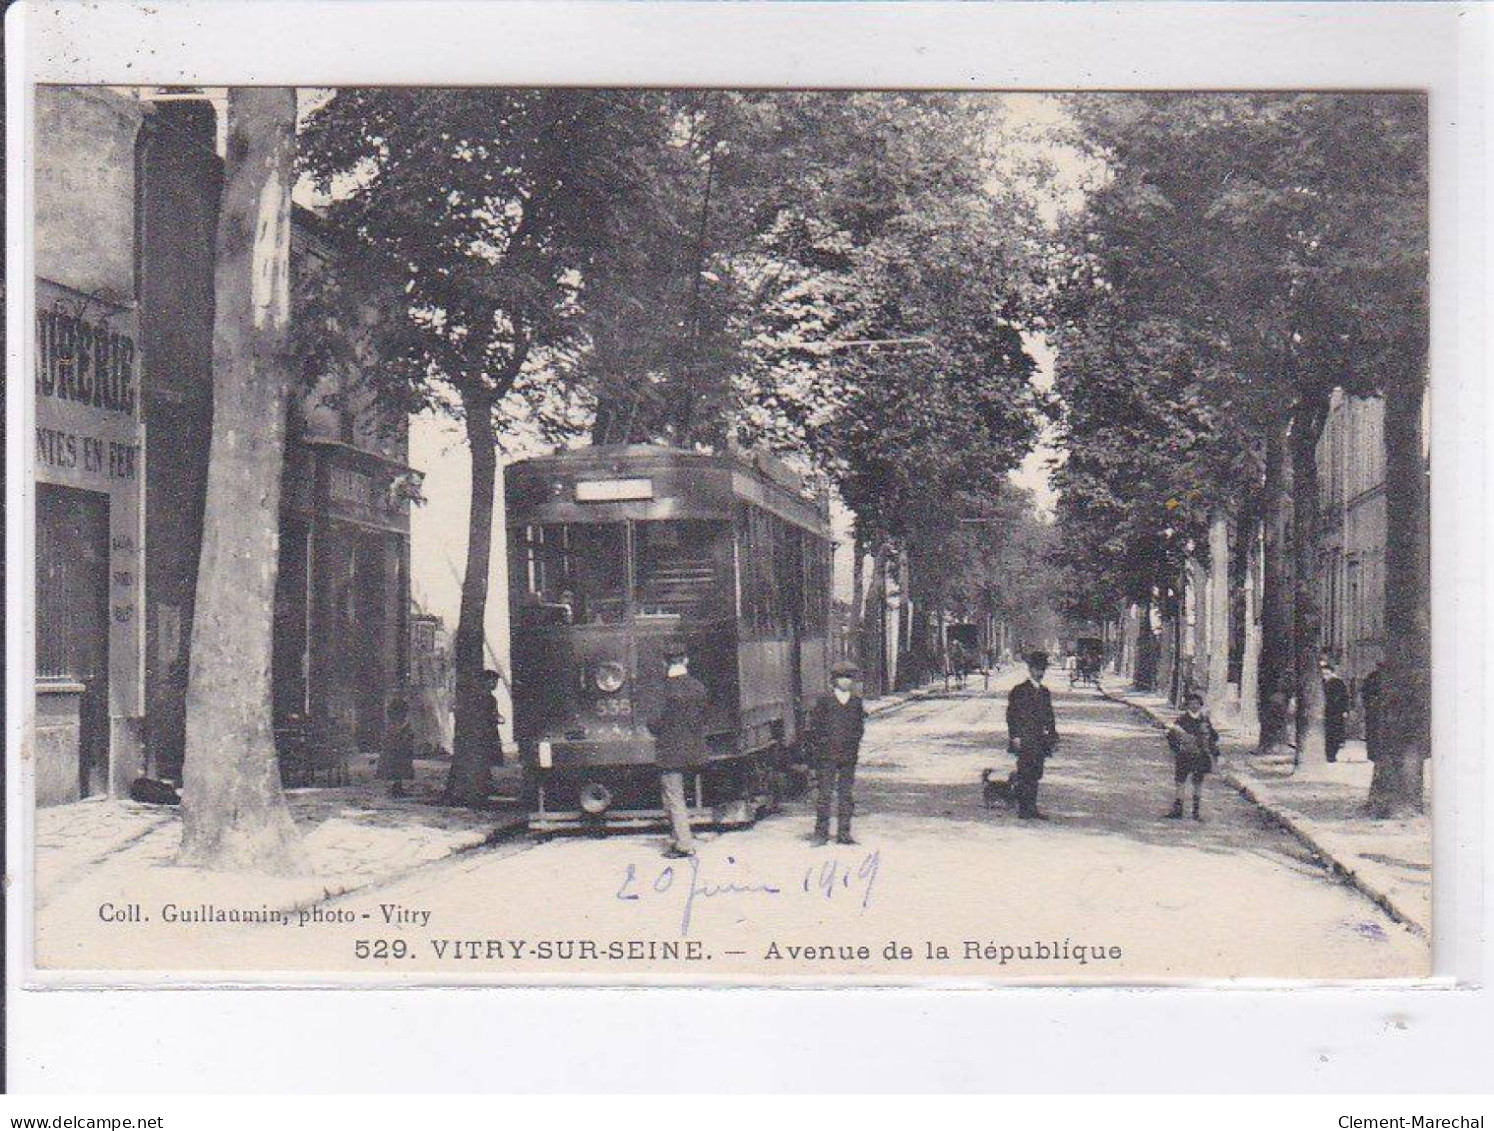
1361 661 1384 762
377 697 416 797
1006 651 1058 820
810 660 867 846
1165 691 1218 821
1321 655 1350 763
478 668 505 765
646 638 708 858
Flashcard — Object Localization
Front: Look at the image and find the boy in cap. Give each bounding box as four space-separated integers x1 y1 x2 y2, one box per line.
645 638 709 857
1006 651 1059 820
809 660 867 845
1165 690 1218 821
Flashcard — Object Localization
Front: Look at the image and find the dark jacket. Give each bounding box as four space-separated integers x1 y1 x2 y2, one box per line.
646 673 710 770
1006 679 1057 758
1323 673 1350 748
1168 711 1219 774
1361 667 1383 760
376 719 415 782
809 693 866 765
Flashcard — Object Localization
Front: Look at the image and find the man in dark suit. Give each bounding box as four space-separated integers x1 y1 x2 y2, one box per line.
1361 661 1384 762
646 639 709 858
1321 655 1350 763
809 660 867 846
1006 651 1059 820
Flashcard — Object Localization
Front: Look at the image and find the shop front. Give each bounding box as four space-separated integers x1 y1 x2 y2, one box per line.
33 88 148 806
275 438 413 783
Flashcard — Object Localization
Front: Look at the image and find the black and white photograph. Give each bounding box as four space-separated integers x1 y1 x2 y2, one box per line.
13 16 1457 992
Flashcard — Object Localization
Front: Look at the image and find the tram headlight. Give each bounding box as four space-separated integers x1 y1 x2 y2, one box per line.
592 661 627 694
579 781 614 815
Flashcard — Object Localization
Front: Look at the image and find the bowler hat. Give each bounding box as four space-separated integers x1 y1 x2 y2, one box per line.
830 660 861 678
1025 651 1049 668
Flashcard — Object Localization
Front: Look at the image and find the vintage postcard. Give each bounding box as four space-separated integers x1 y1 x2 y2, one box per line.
20 77 1435 984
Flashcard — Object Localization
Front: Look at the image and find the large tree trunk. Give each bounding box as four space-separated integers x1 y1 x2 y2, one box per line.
1205 511 1231 715
865 547 888 697
1157 598 1177 702
1368 376 1429 816
1238 518 1263 741
848 531 867 651
1135 597 1158 690
178 89 301 872
1291 394 1331 765
442 388 500 807
898 552 938 691
1259 412 1296 754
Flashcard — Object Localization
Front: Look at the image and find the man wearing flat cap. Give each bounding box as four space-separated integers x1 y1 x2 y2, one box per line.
1006 650 1059 820
809 660 867 846
645 638 709 857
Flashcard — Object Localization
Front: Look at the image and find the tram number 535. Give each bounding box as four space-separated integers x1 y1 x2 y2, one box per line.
596 697 632 718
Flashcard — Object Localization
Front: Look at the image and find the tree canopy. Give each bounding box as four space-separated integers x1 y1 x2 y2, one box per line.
1050 92 1427 618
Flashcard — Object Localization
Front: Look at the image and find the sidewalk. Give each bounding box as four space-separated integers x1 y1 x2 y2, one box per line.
34 755 528 918
1105 682 1432 938
864 667 1011 716
865 683 942 716
36 686 949 928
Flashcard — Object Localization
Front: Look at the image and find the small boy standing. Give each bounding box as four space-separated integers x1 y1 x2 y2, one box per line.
810 661 867 846
1165 691 1218 822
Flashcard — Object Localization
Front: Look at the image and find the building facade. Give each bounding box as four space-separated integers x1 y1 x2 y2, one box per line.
1315 389 1387 705
33 86 414 805
33 87 148 805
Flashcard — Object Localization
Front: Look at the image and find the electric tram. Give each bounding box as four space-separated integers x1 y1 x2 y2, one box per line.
505 445 834 831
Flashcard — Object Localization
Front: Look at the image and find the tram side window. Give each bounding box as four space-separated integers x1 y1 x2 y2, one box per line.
734 507 753 633
782 524 805 631
635 520 732 620
742 506 777 637
737 505 798 638
801 538 829 635
510 523 628 625
735 505 831 639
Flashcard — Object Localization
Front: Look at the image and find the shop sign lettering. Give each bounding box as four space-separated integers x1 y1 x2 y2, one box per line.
35 307 138 415
35 427 139 480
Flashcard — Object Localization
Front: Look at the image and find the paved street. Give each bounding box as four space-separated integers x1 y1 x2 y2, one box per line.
35 668 1428 980
301 668 1427 981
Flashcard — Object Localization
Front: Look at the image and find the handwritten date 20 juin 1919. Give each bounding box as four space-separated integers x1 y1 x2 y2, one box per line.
616 851 882 936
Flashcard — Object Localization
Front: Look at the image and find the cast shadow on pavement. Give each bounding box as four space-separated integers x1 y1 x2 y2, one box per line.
840 686 1323 867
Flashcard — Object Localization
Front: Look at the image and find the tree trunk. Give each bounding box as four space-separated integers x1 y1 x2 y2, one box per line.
1259 412 1295 754
897 547 913 662
1190 558 1209 698
865 547 887 697
442 388 499 807
1238 518 1263 741
848 531 867 650
1157 599 1176 701
1135 597 1158 690
1368 376 1429 816
1123 602 1139 680
1291 395 1330 766
1205 511 1231 715
177 88 301 872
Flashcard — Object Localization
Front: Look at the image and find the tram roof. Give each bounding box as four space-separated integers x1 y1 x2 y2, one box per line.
506 444 830 534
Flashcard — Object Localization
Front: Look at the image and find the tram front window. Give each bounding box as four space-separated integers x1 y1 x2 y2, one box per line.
512 523 627 626
634 520 731 620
